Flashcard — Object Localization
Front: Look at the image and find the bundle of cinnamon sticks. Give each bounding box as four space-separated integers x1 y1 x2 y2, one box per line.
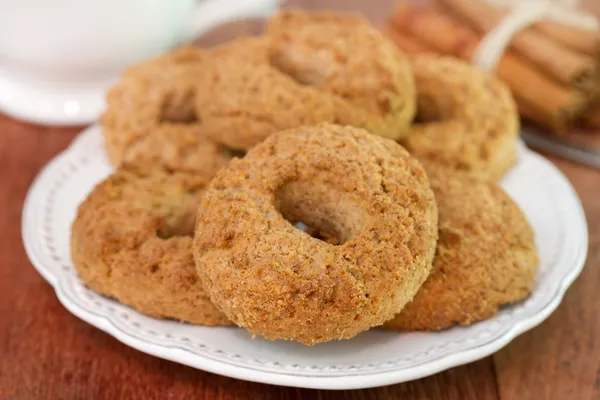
383 0 600 134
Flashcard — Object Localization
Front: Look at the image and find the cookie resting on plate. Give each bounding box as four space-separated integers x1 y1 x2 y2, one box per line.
102 47 235 180
385 168 538 331
193 9 416 150
193 123 438 345
71 164 231 326
401 55 519 182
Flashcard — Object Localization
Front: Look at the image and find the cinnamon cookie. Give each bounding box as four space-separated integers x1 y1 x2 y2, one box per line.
402 55 519 181
71 164 230 325
102 47 234 179
385 169 538 331
194 10 415 150
193 124 438 344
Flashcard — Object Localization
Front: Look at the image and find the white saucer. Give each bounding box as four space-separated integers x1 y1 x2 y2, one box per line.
0 70 112 125
22 125 588 390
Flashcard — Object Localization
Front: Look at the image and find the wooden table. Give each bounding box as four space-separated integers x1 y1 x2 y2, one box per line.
1 1 599 399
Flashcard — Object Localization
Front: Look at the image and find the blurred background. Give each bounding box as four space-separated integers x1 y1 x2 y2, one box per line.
2 0 600 167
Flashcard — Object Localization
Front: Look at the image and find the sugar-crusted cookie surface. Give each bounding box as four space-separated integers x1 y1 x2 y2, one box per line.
102 47 233 179
71 164 231 326
385 169 538 331
193 124 438 345
193 10 415 150
402 55 519 182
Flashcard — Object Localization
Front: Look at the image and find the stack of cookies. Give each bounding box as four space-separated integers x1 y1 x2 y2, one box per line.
71 10 538 345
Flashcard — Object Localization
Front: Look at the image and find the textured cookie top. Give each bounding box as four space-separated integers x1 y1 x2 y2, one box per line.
402 55 519 181
195 37 360 150
71 164 230 325
267 10 415 126
193 124 438 344
102 46 233 178
194 10 416 150
385 169 538 330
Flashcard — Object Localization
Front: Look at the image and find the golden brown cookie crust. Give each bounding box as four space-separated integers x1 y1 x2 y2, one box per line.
194 10 415 150
267 10 416 139
401 55 519 182
71 164 231 326
102 46 233 179
195 37 359 150
384 170 538 331
193 124 438 345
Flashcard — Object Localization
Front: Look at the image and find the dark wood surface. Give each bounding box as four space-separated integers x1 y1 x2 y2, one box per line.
1 1 599 399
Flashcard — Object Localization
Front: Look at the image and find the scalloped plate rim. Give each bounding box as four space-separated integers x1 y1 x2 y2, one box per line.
21 124 589 390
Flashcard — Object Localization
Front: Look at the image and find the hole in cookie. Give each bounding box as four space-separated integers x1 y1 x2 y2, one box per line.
227 148 246 159
156 210 196 239
413 114 427 124
294 222 341 245
274 180 365 246
160 89 198 124
414 96 443 124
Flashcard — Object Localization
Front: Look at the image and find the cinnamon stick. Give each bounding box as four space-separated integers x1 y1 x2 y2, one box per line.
436 0 597 93
389 3 586 133
535 21 600 57
515 94 571 130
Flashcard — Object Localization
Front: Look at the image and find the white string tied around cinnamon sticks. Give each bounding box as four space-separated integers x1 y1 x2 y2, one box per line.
473 0 599 71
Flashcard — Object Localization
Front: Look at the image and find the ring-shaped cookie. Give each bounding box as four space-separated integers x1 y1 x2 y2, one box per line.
385 169 538 331
71 164 230 325
193 124 438 345
401 55 519 182
194 10 415 150
102 47 234 179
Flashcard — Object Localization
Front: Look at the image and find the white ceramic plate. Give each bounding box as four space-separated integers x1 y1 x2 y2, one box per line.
22 125 588 390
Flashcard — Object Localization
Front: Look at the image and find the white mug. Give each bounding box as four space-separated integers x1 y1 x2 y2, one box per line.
0 0 280 125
